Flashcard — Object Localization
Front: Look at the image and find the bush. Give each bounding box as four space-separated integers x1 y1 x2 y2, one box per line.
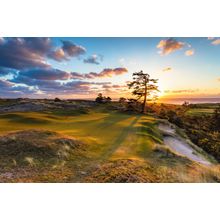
119 97 127 103
54 97 61 102
95 93 112 103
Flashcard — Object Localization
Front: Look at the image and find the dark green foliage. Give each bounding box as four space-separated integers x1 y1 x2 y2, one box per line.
95 93 112 104
165 110 184 127
125 99 142 112
106 96 112 103
119 97 127 103
157 106 184 128
95 93 104 103
212 105 220 130
128 71 159 113
54 97 61 102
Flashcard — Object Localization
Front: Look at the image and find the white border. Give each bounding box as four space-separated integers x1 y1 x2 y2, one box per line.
1 0 220 36
0 183 219 220
1 0 220 219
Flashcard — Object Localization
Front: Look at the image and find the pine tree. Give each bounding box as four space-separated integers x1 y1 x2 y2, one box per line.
128 70 159 113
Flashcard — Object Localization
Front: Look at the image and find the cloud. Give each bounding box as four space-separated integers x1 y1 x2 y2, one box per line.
10 66 125 97
11 74 85 94
0 67 16 76
62 40 86 57
12 67 128 89
0 38 51 70
185 49 195 56
0 79 37 97
71 67 128 79
164 89 199 94
47 40 86 62
48 48 67 62
157 38 185 55
0 38 87 72
48 41 86 62
11 77 111 96
0 79 14 88
70 72 85 80
102 84 126 89
85 68 128 78
0 38 129 98
162 67 172 72
211 39 220 45
14 68 72 82
83 54 103 65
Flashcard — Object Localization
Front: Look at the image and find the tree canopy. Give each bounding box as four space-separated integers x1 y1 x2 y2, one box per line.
128 70 159 113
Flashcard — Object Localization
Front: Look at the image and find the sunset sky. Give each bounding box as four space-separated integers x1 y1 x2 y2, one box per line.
0 37 220 100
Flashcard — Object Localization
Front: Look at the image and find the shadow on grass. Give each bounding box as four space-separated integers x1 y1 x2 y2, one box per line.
100 115 141 160
136 121 163 143
136 128 163 144
51 108 89 116
0 113 50 124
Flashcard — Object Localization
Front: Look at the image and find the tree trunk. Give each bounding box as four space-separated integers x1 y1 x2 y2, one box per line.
142 77 147 113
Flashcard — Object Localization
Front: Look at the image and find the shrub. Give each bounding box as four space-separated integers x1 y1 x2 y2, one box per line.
54 97 61 102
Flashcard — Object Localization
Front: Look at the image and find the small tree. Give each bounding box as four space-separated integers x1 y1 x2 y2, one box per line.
119 97 127 103
95 93 112 103
128 70 159 113
105 97 112 103
54 97 61 102
95 93 104 103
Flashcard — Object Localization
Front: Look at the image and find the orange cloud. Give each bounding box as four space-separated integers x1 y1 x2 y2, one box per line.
71 68 128 79
212 39 220 45
165 89 199 94
157 38 185 55
185 49 194 56
162 67 172 72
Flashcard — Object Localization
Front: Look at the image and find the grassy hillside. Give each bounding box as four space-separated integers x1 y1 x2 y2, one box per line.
0 103 220 182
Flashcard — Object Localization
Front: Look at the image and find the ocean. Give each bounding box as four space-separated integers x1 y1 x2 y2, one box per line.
158 98 220 105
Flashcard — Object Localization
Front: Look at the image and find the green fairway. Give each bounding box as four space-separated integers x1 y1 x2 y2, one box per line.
186 108 215 116
0 109 161 163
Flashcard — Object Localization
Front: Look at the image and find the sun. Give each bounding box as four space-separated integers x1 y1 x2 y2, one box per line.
156 81 165 98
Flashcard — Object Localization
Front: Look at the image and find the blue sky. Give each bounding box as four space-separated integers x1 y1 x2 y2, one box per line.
0 37 220 99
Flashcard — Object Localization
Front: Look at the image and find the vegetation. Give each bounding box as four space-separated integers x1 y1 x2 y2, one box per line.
128 71 158 113
0 100 220 182
155 103 220 162
95 93 112 103
54 97 61 102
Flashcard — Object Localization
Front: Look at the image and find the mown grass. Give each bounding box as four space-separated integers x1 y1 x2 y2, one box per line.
0 108 159 159
186 108 214 116
186 103 219 116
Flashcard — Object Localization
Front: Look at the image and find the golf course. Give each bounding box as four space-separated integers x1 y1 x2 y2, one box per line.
0 100 219 183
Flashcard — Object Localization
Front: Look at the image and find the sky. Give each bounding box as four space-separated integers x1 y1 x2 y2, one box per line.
0 37 220 100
